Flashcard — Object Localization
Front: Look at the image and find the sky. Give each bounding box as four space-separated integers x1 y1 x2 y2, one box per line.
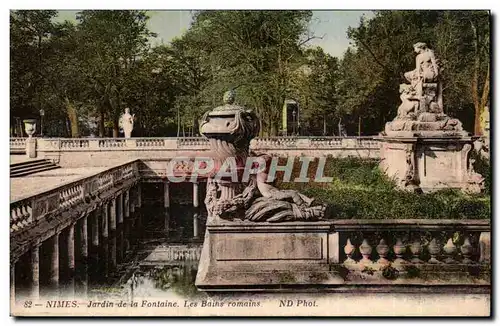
55 10 374 58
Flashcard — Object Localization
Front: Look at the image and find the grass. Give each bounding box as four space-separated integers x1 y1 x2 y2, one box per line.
273 156 490 220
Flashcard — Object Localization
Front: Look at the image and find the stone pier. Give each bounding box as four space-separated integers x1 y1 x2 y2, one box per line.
164 180 170 233
49 234 59 293
117 193 124 224
30 246 40 299
193 182 199 239
65 224 75 296
110 198 117 231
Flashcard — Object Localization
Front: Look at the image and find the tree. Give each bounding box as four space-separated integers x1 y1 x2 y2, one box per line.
341 10 490 135
75 10 156 137
182 10 316 136
10 10 57 132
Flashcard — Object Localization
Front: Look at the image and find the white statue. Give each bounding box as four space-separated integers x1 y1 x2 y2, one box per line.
119 108 135 138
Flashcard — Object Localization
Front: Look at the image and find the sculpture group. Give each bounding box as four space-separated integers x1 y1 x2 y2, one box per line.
385 42 465 136
199 90 326 223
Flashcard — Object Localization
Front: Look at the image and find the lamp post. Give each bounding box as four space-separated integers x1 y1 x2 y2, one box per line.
39 109 45 137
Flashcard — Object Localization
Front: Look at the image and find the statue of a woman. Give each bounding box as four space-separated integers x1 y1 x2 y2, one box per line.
404 42 442 113
119 108 135 138
404 42 439 84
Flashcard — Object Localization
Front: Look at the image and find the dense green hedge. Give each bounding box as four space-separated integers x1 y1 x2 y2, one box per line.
274 156 490 220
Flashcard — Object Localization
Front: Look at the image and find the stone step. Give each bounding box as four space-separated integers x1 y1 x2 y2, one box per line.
10 158 47 168
10 164 61 178
11 162 54 174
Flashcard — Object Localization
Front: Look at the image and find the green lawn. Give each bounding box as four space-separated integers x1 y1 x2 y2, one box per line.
274 156 491 220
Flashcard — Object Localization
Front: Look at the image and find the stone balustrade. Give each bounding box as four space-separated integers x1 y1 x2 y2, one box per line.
331 219 490 283
10 160 140 235
10 136 381 167
10 137 27 152
13 136 379 151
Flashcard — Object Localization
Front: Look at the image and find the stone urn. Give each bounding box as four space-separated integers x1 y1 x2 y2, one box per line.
23 119 37 138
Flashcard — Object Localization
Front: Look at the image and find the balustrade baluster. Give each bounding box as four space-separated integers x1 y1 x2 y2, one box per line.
376 239 390 266
393 238 407 267
461 236 474 264
343 238 356 265
427 238 442 264
359 238 373 266
443 238 457 264
410 239 424 263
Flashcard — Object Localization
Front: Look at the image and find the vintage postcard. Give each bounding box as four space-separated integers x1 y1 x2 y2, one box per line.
9 9 491 317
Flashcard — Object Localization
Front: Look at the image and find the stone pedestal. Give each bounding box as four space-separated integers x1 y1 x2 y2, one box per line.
26 138 37 158
195 220 342 291
377 135 483 193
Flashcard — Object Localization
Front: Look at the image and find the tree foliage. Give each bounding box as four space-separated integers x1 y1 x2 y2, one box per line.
10 10 490 137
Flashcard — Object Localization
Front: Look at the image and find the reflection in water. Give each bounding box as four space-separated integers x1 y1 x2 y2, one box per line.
86 202 206 300
13 199 206 301
126 264 202 300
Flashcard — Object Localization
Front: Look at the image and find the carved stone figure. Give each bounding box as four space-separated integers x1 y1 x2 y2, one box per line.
119 108 135 138
200 91 326 222
385 43 466 137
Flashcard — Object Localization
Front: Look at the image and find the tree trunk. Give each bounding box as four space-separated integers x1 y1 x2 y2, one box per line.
112 118 119 138
323 114 326 136
98 109 105 137
65 97 79 138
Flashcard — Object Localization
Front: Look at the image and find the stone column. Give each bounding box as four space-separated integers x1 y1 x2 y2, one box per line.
110 235 117 270
100 206 110 278
130 186 136 214
91 211 99 248
110 199 117 231
30 245 40 300
137 183 142 208
10 264 15 306
49 234 59 291
117 193 124 225
65 224 75 297
80 215 88 260
164 181 170 233
124 189 130 219
164 180 170 209
77 216 88 297
193 182 199 239
101 203 109 239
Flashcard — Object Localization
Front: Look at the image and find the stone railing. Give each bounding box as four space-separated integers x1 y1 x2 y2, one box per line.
10 160 140 234
332 219 490 283
24 136 379 151
141 245 202 263
10 137 26 153
177 137 210 149
12 136 381 167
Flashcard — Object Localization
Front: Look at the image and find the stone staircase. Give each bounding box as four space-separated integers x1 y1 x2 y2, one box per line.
10 159 60 178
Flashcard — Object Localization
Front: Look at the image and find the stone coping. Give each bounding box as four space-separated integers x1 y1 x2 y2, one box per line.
206 219 490 232
10 158 140 204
